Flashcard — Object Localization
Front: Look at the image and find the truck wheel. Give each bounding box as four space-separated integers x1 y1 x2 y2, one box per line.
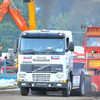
79 71 85 96
70 71 85 96
62 81 71 97
84 75 91 96
20 87 29 96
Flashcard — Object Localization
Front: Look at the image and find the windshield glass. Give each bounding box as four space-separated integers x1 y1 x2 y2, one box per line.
86 37 100 47
20 38 65 55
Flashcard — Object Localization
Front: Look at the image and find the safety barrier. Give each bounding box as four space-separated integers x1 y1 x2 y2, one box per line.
0 60 17 79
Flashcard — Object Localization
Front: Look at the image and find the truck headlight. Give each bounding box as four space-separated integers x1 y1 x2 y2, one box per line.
57 74 63 78
19 74 26 78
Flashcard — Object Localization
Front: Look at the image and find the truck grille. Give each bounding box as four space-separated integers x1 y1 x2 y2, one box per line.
20 64 63 72
32 74 50 81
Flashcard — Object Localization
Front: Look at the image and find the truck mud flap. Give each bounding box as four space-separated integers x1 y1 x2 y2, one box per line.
73 63 85 74
70 71 84 96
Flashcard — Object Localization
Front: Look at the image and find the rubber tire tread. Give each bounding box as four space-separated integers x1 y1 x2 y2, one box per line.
62 82 69 97
84 75 91 96
20 87 29 96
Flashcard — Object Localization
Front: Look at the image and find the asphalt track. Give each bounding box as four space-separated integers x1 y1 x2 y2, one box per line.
0 89 100 100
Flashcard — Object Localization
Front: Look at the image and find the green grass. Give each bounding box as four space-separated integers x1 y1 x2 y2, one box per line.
0 85 18 90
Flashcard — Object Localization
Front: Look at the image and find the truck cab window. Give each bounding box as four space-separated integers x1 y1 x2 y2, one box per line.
20 37 65 55
86 37 100 47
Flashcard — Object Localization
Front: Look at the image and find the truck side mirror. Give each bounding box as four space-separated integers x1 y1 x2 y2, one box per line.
65 48 69 52
68 42 74 51
13 40 18 54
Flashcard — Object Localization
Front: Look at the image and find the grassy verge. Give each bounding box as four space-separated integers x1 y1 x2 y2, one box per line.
0 85 18 90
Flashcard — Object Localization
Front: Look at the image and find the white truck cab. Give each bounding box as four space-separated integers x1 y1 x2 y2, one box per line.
14 30 84 97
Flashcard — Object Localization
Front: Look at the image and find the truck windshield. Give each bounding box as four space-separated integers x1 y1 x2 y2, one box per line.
20 37 65 55
86 37 100 47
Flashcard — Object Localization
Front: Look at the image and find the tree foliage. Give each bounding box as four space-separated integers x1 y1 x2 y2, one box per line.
0 0 100 52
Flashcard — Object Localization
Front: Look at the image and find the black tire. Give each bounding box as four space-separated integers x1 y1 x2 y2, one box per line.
62 81 71 97
84 75 91 96
62 88 69 97
20 87 29 96
70 71 85 96
78 71 85 96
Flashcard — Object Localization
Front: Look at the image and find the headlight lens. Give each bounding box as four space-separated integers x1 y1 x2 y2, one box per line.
19 74 26 78
57 74 63 78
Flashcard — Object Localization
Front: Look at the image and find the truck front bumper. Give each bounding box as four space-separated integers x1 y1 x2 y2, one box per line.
18 81 68 89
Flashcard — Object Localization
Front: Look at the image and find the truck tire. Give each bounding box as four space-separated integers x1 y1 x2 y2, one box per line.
20 87 29 96
70 71 85 96
84 75 91 96
78 71 85 96
62 81 71 97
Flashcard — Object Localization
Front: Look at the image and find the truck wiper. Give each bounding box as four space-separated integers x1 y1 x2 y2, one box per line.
21 49 39 54
48 49 59 54
32 64 50 72
40 49 58 54
29 50 39 54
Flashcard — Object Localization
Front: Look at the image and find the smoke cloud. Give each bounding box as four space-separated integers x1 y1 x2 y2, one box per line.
36 0 57 29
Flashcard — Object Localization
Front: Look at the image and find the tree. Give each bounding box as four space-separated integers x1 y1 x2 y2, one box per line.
49 12 68 30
